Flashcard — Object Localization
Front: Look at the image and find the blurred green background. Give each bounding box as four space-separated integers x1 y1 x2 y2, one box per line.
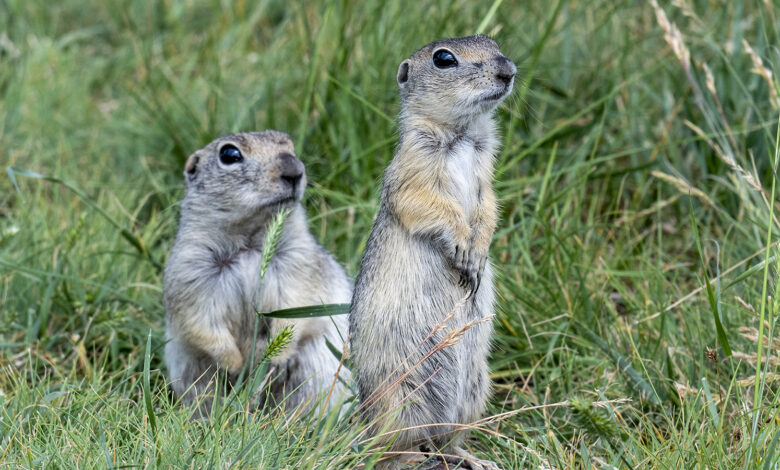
1 0 780 468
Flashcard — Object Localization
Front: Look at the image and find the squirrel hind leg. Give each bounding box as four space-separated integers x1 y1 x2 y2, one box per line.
263 335 349 413
165 340 233 419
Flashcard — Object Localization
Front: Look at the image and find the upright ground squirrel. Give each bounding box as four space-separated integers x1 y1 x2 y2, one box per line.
349 36 515 469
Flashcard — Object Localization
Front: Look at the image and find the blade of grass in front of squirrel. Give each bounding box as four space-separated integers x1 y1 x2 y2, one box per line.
261 304 350 319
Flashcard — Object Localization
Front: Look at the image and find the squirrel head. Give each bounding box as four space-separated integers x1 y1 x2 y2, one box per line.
182 131 306 222
397 35 516 127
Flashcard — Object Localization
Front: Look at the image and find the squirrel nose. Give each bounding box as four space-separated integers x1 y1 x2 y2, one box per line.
279 152 304 188
495 56 516 86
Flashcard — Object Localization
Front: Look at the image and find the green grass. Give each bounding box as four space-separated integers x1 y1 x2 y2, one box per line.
2 0 780 467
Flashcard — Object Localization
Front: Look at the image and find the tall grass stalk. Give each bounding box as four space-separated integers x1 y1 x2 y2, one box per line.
751 117 780 458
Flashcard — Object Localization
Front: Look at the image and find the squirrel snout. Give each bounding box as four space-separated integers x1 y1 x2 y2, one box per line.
495 56 516 86
279 152 304 187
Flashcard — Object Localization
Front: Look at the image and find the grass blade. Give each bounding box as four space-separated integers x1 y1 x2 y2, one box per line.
688 196 732 356
295 6 331 150
475 0 503 35
142 329 160 464
260 304 350 319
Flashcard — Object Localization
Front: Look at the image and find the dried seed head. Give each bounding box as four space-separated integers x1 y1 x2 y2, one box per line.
705 347 718 362
702 63 716 96
651 0 691 67
742 40 780 110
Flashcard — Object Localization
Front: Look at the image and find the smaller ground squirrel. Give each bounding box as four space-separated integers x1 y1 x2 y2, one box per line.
349 36 515 469
164 131 351 417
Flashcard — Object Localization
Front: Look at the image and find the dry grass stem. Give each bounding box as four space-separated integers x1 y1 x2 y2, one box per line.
650 170 714 206
742 39 780 110
682 120 763 194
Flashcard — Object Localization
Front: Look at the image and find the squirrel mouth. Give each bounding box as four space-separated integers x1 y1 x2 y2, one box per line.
274 196 297 206
259 195 298 212
482 85 512 102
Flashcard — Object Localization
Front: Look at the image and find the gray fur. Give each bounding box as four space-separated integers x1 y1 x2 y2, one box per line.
164 131 351 418
350 36 515 469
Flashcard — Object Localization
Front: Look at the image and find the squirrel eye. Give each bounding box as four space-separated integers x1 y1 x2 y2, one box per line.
432 49 457 69
219 145 243 165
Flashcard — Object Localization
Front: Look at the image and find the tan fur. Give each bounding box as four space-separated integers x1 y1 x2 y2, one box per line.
349 36 515 470
164 131 352 418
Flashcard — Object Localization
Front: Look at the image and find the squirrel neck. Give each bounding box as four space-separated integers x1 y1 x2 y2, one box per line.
176 202 313 257
396 111 499 164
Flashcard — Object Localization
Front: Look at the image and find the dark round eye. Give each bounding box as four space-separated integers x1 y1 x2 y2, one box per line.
432 49 457 69
219 145 243 165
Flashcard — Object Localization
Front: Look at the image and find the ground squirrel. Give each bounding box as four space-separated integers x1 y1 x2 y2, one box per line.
164 131 351 417
349 35 515 469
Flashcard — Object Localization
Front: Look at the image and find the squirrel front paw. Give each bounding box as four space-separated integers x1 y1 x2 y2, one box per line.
452 244 487 296
211 341 244 375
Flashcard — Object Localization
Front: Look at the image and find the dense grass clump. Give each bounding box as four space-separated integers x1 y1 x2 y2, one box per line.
2 0 780 467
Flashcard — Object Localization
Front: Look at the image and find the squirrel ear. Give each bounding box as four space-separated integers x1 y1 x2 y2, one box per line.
184 152 200 181
397 61 410 88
